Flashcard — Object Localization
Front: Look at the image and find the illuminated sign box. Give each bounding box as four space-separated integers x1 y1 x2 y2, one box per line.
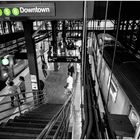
0 3 55 19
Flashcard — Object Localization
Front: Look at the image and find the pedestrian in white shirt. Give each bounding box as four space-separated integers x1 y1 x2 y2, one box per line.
64 72 73 95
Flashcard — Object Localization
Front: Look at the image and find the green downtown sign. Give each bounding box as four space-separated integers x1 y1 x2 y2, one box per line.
0 9 2 16
0 3 55 18
4 8 11 16
12 8 20 16
0 7 20 16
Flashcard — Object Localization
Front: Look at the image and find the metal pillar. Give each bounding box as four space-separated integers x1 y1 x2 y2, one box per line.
51 20 58 71
125 20 129 39
70 21 72 37
7 21 12 33
82 1 87 86
62 20 66 43
114 19 118 31
130 20 135 45
135 24 140 54
1 21 5 34
22 21 40 105
121 20 125 31
62 20 66 56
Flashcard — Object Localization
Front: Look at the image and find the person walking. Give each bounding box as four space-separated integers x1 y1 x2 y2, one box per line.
42 61 48 78
68 63 75 77
40 46 45 62
64 72 74 95
19 76 26 101
7 81 23 107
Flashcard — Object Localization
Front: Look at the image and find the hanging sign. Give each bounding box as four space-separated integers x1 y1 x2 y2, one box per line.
31 82 38 90
48 56 81 63
0 3 55 20
31 75 37 82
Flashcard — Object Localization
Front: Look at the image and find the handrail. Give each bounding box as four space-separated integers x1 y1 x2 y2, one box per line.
53 100 71 139
86 74 94 138
0 90 46 122
80 84 89 139
37 94 73 139
0 90 43 98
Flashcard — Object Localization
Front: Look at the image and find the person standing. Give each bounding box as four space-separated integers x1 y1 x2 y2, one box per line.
19 76 26 101
6 77 13 86
8 81 23 107
68 63 75 77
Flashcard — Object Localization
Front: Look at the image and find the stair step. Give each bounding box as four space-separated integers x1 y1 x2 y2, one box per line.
16 116 61 125
0 131 37 139
6 121 46 128
23 113 54 119
30 110 59 114
28 110 60 115
25 110 55 114
31 104 62 113
21 114 62 121
6 120 60 130
14 116 50 124
0 126 42 134
18 116 60 124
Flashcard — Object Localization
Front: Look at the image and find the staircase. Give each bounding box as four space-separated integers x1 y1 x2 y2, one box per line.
0 103 63 139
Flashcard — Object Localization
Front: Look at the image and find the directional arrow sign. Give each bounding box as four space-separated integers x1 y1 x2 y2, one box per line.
48 56 81 63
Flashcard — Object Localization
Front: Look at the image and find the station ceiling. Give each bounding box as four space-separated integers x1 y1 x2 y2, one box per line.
0 1 140 20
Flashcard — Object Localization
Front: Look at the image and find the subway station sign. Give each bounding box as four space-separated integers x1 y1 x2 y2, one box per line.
0 3 55 20
48 56 81 63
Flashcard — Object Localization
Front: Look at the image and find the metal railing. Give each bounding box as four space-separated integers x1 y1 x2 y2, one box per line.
37 93 73 139
0 90 46 122
0 87 73 139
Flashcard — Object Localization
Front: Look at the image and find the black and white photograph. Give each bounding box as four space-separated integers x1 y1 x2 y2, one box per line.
0 0 139 139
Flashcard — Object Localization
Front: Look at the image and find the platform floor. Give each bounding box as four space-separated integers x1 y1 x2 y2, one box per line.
44 63 68 104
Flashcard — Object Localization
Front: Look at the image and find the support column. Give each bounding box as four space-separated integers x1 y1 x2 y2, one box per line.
51 20 58 71
22 21 40 105
62 20 66 56
130 20 135 45
1 21 5 34
7 21 12 33
62 20 66 43
134 24 140 54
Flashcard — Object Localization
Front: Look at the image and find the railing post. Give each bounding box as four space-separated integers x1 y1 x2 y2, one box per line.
16 93 22 115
